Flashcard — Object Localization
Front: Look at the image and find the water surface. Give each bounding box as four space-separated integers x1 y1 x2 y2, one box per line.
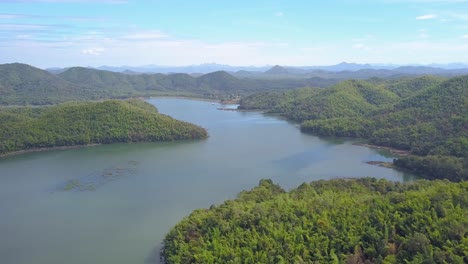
0 98 416 264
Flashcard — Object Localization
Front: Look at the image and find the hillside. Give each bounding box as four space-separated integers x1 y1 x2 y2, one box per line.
0 63 337 105
163 178 468 264
300 76 468 156
0 99 207 156
0 63 100 105
239 80 399 122
239 75 467 180
383 75 444 98
368 75 468 155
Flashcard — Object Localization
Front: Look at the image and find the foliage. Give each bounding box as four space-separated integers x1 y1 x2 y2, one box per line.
239 80 399 122
394 155 467 182
0 63 336 105
163 178 468 264
240 75 467 180
384 75 444 98
0 99 207 155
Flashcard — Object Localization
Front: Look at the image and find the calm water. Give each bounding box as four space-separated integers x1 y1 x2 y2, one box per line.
0 98 416 264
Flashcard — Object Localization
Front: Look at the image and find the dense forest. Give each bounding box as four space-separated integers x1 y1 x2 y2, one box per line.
0 63 339 105
163 178 468 264
239 75 467 181
3 63 467 106
0 99 207 156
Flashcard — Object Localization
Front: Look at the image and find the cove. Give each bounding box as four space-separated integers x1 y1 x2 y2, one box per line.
0 98 416 264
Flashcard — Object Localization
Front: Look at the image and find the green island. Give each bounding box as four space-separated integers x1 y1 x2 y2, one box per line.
163 178 467 263
238 75 467 181
0 99 207 156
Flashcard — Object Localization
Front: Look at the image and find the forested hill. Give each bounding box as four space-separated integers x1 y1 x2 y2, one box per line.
163 178 468 264
238 75 467 181
0 99 207 156
0 63 337 105
0 63 102 105
240 80 400 121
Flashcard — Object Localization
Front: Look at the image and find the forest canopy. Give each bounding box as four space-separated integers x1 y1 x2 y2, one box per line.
163 178 468 264
0 99 207 156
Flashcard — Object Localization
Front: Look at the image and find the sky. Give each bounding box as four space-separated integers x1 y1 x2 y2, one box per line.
1 0 468 68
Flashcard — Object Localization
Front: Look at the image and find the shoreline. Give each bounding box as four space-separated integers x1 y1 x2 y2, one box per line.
353 143 410 156
144 95 221 103
0 144 101 158
366 161 395 168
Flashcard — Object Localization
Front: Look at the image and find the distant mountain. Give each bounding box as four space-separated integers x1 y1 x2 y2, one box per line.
44 62 468 75
257 64 468 79
264 65 290 75
0 63 336 105
93 63 272 74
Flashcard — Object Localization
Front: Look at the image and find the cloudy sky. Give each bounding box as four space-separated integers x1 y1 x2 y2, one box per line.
1 0 468 68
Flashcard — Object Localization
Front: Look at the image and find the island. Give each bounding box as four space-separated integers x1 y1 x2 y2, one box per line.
0 99 208 157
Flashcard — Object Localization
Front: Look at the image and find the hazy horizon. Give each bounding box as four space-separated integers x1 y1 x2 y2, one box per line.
1 0 468 68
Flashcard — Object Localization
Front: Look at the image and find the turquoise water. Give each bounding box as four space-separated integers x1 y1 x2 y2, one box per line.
0 98 416 264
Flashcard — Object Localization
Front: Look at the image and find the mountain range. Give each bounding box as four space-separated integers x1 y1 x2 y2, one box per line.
46 62 468 75
2 62 468 106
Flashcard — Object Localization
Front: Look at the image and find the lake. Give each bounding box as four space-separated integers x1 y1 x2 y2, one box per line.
0 98 416 264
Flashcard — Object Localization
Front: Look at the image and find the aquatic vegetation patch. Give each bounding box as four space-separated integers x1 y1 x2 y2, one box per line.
53 160 139 192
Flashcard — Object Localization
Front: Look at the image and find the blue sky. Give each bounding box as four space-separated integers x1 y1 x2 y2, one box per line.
1 0 468 68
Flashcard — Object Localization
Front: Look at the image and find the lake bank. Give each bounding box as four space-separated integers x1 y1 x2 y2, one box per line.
0 144 101 158
353 143 410 156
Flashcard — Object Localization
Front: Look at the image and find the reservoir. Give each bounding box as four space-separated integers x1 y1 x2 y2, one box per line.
0 98 415 264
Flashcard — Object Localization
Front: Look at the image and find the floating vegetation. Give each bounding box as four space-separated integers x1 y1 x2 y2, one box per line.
52 160 139 192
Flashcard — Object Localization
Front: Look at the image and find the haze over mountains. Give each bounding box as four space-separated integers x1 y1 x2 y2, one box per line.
46 62 468 75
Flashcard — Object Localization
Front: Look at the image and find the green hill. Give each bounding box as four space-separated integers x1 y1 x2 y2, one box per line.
0 63 340 105
367 75 468 156
239 80 399 122
163 178 468 264
0 99 207 156
0 63 99 105
384 75 444 98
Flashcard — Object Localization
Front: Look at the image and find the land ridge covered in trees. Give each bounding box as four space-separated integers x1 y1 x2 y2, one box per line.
163 178 468 263
4 63 468 106
238 75 467 181
0 99 207 156
0 63 338 105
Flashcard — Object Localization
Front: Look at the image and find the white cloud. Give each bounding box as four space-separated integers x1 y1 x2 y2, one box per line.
353 43 365 49
122 30 168 40
0 14 24 19
16 34 31 39
3 26 468 68
418 33 430 38
416 14 438 20
418 29 430 38
445 12 468 21
275 12 284 17
352 35 374 43
462 34 468 39
81 48 104 55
